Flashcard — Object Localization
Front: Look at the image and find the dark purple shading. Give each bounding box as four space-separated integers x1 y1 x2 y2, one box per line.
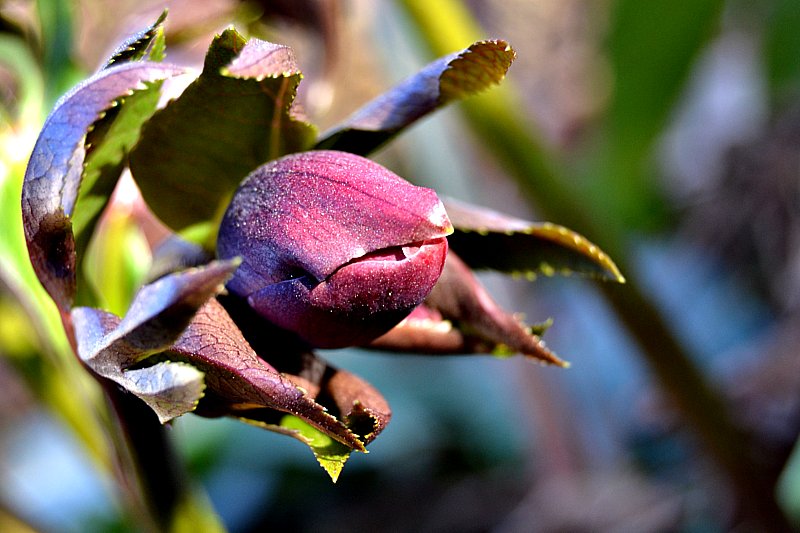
21 61 184 310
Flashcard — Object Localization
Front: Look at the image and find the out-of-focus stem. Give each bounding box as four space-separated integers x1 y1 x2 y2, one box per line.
396 0 792 530
59 310 225 533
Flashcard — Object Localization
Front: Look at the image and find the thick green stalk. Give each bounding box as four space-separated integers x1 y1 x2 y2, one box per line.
396 0 792 529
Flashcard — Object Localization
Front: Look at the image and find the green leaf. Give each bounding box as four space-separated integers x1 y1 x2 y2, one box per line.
103 9 168 68
764 0 800 98
316 40 514 155
130 29 317 237
444 198 624 282
280 415 353 482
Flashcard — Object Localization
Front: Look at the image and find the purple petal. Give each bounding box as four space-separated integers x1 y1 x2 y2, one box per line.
217 150 452 348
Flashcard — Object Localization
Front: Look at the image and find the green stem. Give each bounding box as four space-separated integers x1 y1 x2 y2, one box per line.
396 0 792 529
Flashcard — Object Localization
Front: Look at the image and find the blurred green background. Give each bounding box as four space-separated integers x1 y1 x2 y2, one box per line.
1 0 799 531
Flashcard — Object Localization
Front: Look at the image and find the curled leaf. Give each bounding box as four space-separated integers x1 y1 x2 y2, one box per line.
71 261 237 422
130 29 317 234
159 294 396 482
373 252 567 366
21 61 185 311
74 13 169 296
444 198 625 282
316 40 515 154
166 298 368 452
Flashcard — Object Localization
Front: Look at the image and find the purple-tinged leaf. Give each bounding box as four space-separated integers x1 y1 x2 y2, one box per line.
167 298 374 452
378 252 568 366
21 61 185 311
279 355 391 445
75 14 170 303
130 29 317 234
72 307 205 423
219 294 392 444
444 198 625 282
316 40 515 155
370 305 486 354
109 260 239 363
222 37 300 77
217 150 452 348
71 261 237 422
147 234 214 283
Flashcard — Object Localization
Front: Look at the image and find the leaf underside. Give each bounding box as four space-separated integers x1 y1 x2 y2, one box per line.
316 40 515 155
72 261 238 423
372 252 568 366
21 60 185 311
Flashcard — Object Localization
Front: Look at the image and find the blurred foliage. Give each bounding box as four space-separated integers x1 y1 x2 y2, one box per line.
1 0 800 532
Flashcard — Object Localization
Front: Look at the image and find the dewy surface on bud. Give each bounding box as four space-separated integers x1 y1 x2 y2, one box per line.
217 150 453 348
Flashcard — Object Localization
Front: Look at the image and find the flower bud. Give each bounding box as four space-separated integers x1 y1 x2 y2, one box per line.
217 150 452 348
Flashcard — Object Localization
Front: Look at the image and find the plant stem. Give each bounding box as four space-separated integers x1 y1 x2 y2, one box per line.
104 383 185 531
59 310 225 533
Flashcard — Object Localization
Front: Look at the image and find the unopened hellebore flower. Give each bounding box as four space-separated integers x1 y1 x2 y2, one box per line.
217 150 453 348
20 14 623 479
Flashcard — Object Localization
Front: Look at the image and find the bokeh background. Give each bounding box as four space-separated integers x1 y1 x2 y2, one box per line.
1 0 799 531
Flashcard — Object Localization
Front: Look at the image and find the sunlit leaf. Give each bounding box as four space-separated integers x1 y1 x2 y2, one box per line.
130 29 317 236
167 298 366 451
73 306 206 423
75 15 169 305
71 261 237 422
316 40 514 154
20 61 184 311
169 296 393 457
280 415 353 482
103 10 167 68
219 295 392 443
423 253 566 366
444 198 625 282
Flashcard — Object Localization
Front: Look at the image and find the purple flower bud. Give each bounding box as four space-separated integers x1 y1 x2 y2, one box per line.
217 150 452 348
